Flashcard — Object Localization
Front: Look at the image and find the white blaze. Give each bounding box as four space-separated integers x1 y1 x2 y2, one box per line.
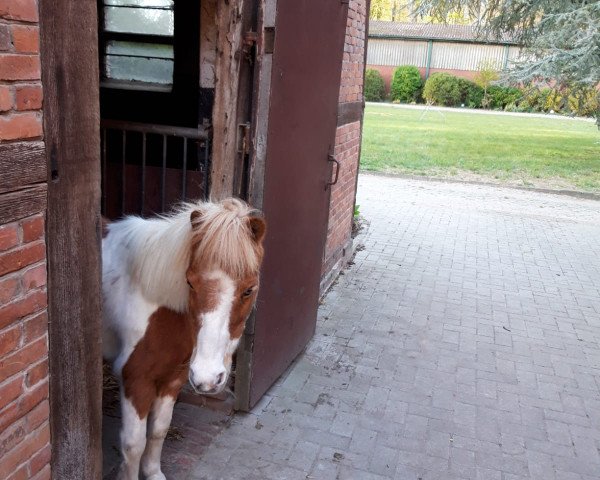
189 270 236 392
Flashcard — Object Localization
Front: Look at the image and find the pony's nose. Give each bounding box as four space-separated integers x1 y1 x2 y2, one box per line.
194 370 227 394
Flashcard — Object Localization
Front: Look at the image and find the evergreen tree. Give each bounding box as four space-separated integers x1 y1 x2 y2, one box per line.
414 0 600 87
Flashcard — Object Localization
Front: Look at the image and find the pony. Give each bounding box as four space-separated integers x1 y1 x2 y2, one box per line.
102 198 266 480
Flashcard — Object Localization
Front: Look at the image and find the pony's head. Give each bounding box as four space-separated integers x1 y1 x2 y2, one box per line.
185 199 266 394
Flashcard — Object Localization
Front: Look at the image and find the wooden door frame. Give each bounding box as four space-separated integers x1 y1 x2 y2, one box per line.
39 0 103 477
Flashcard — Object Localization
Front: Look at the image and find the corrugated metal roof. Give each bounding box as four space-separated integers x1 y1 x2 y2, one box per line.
369 21 518 45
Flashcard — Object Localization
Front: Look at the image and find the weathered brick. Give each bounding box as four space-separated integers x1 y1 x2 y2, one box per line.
0 224 19 252
10 25 39 53
22 263 46 290
21 215 44 242
22 311 47 342
0 241 45 277
0 111 43 140
0 0 39 22
5 464 28 480
0 419 26 458
25 358 47 387
0 85 12 111
0 55 40 81
15 84 42 111
0 380 48 433
0 289 47 331
0 375 23 410
0 423 49 477
0 325 21 356
30 464 50 480
0 336 47 382
0 276 20 305
0 23 10 51
25 398 48 432
28 442 50 476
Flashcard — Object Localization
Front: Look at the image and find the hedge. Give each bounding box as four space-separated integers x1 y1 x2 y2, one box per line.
422 73 462 106
364 69 386 102
390 66 423 103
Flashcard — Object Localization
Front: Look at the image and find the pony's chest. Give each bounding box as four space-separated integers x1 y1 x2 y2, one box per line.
123 307 195 384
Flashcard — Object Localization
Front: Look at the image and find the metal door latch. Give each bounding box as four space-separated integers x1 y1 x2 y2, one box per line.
326 154 340 189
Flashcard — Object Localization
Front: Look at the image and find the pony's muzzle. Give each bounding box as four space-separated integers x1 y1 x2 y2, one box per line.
189 369 227 394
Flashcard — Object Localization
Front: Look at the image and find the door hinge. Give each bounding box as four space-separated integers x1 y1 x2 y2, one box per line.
243 31 258 47
238 123 251 157
242 31 258 62
264 27 275 54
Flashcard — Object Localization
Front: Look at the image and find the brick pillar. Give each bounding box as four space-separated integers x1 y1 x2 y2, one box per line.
0 1 51 479
322 0 368 291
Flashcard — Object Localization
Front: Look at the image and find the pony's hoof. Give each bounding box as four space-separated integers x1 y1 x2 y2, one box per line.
145 473 167 480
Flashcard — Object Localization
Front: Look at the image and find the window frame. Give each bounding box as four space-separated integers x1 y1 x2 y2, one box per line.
98 1 176 91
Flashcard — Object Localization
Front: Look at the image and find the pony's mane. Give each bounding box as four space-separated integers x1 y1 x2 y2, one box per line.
188 198 263 278
112 198 262 313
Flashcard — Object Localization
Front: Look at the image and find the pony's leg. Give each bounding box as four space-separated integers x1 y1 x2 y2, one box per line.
141 395 176 480
117 394 148 480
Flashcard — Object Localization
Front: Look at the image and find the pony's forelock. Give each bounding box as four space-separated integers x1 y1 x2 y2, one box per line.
188 198 263 278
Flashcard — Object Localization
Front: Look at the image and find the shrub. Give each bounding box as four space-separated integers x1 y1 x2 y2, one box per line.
390 66 423 103
364 69 386 102
422 73 462 106
473 60 500 108
566 88 599 117
517 87 550 112
520 85 599 117
488 86 522 110
457 78 484 108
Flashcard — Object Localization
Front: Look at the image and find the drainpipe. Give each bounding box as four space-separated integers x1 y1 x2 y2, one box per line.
502 44 510 70
425 40 433 79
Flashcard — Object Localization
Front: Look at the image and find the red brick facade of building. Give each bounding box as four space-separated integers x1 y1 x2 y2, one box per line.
322 0 367 289
0 1 51 479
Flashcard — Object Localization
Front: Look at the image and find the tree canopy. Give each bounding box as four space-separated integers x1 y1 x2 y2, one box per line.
412 0 600 87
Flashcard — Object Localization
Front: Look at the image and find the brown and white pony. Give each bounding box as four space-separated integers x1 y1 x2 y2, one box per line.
102 198 266 480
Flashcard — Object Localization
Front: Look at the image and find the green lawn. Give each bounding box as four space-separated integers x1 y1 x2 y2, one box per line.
361 104 600 192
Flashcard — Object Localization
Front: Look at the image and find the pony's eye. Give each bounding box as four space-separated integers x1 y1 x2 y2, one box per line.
187 280 194 290
242 287 254 298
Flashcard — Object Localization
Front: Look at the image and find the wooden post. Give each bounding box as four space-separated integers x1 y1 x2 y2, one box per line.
38 0 103 478
210 0 246 199
425 39 433 79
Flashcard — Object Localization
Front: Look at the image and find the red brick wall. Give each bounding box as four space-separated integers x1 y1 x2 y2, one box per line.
322 0 367 284
0 1 50 479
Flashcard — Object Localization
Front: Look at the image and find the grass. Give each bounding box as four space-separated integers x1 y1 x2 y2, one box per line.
361 104 600 192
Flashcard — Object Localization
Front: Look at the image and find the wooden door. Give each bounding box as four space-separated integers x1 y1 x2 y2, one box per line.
237 0 349 410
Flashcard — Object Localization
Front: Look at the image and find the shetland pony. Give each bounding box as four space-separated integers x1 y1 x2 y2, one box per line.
102 198 266 480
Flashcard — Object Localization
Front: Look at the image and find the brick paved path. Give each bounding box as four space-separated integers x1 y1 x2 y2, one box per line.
189 175 600 480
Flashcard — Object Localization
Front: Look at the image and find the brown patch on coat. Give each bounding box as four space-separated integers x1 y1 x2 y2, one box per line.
229 276 260 339
122 307 196 418
186 275 222 314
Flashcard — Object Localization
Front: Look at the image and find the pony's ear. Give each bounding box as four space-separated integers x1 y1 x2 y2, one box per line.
190 210 202 224
248 216 266 244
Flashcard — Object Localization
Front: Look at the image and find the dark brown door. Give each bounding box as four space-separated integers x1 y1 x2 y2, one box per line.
242 0 349 409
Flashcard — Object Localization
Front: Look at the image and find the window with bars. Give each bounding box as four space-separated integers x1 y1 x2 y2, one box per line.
100 0 175 90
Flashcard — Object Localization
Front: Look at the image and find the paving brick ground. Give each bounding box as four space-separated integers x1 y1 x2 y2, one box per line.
110 174 600 479
187 175 600 479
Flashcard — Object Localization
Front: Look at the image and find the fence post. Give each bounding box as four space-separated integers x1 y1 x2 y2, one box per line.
502 44 510 70
425 40 433 79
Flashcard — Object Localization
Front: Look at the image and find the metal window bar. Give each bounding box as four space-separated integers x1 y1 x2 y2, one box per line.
100 119 210 219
